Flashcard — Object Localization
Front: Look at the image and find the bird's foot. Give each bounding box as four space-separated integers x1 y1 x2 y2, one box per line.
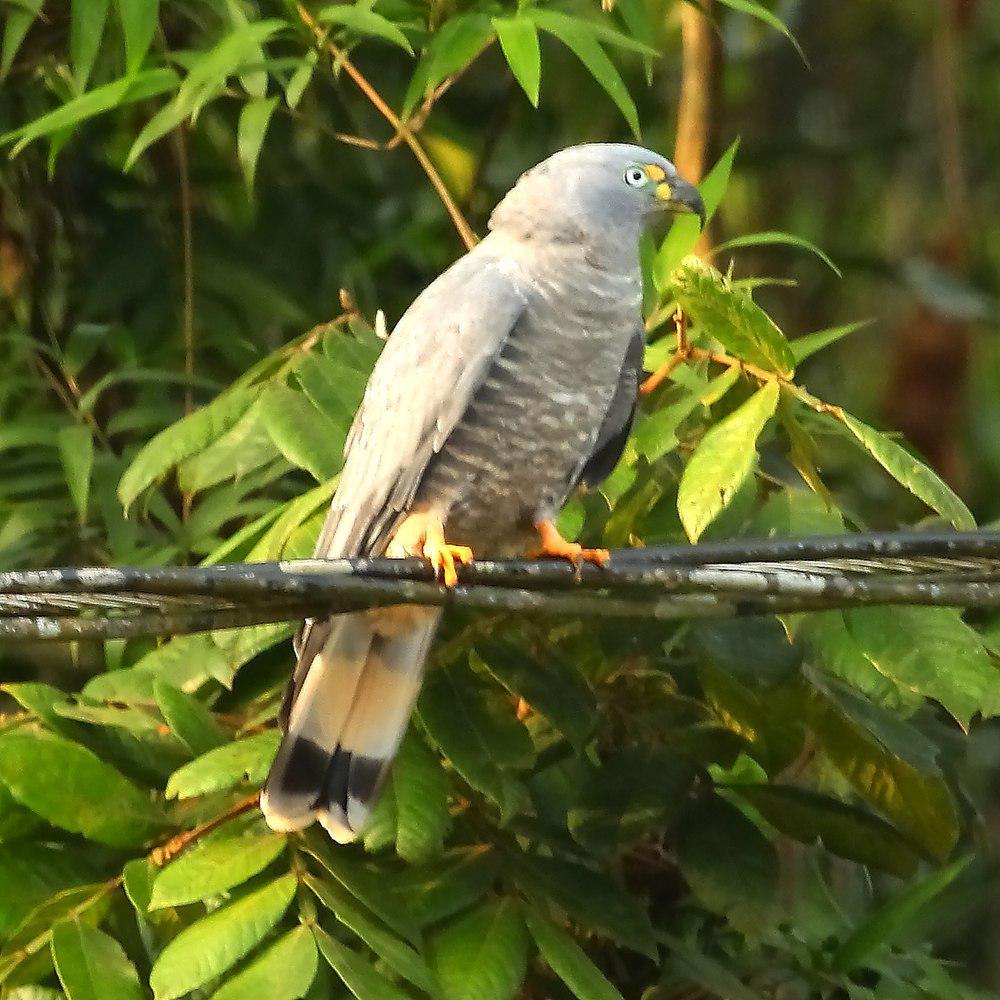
420 519 472 587
530 520 609 567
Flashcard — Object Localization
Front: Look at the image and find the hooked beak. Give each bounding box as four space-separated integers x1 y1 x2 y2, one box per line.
655 176 706 229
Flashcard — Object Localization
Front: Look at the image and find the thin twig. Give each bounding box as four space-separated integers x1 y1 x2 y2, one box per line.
295 1 478 251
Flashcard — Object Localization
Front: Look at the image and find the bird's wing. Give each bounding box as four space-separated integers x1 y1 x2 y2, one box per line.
576 326 644 490
313 250 528 560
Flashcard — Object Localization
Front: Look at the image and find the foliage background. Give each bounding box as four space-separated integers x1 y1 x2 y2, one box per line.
2 0 1000 997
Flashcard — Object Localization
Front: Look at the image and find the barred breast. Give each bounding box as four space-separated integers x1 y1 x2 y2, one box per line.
413 245 641 554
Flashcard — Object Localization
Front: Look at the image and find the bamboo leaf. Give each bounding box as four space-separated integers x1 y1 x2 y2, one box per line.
70 0 110 89
149 831 286 909
237 96 278 194
51 919 144 1000
318 5 414 54
677 382 779 541
56 426 94 524
790 320 869 364
1 0 41 80
149 875 296 999
715 0 808 65
114 0 160 71
492 17 540 106
211 925 318 1000
715 230 841 276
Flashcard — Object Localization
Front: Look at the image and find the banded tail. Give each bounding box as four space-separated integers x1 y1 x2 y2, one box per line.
260 606 440 842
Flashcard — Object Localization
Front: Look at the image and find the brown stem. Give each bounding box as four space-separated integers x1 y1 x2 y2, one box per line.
149 792 261 867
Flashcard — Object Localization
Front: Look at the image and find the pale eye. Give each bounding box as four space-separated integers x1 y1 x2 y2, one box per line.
624 167 647 188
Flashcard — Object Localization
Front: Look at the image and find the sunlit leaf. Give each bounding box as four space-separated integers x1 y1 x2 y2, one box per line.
715 230 841 277
165 731 280 799
493 17 541 106
57 426 94 524
115 0 160 72
51 919 144 1000
70 0 110 89
212 925 318 1000
318 5 414 55
237 96 278 194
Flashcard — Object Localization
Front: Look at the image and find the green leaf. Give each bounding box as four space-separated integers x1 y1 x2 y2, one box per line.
258 383 343 482
731 784 924 878
56 426 94 523
790 320 869 364
832 856 974 973
237 96 278 194
304 874 438 995
70 0 110 89
843 607 1000 729
150 831 286 909
115 0 159 71
475 641 596 748
313 926 411 1000
0 730 165 847
655 138 739 284
121 858 156 913
396 846 500 927
212 925 318 1000
165 731 280 799
149 874 297 1000
511 855 656 958
836 411 975 530
419 667 532 823
3 69 180 151
389 730 450 863
51 919 144 1000
715 230 840 276
118 387 257 512
672 256 796 375
676 796 779 935
524 906 624 1000
529 10 639 138
428 898 530 1000
715 0 808 65
153 680 227 757
492 17 540 106
0 843 96 938
1 0 41 80
318 5 413 54
677 381 779 541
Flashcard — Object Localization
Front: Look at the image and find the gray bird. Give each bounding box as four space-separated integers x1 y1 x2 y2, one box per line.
260 143 704 841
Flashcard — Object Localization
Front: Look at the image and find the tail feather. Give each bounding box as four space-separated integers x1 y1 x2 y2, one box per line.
261 607 440 842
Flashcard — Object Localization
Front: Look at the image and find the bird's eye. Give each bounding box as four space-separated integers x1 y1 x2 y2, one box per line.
624 167 647 188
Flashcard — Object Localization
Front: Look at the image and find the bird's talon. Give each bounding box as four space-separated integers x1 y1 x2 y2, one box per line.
422 540 473 587
531 520 609 567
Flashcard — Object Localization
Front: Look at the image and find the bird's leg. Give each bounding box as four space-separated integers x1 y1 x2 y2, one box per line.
388 510 472 587
531 520 609 566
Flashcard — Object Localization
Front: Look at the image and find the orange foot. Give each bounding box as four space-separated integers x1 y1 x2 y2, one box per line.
388 511 473 587
531 520 609 567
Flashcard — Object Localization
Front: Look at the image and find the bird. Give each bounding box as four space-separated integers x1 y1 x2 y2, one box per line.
259 143 705 842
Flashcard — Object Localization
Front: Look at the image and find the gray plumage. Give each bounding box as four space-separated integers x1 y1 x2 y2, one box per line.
261 143 704 841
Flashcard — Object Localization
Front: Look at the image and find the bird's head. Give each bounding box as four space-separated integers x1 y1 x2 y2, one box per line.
489 143 705 245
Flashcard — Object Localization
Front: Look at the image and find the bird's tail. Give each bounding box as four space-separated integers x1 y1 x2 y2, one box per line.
260 606 440 842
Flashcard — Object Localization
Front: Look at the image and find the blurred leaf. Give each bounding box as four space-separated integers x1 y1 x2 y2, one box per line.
493 17 540 106
165 731 280 799
511 855 656 958
0 843 96 938
318 5 413 54
312 926 410 1000
0 730 165 847
836 412 975 530
389 730 450 863
529 11 639 138
115 0 160 71
524 906 624 1000
715 0 808 65
51 919 144 1000
149 831 286 909
304 874 439 994
149 874 296 999
153 680 227 757
833 856 974 973
676 796 779 935
732 784 924 878
1 0 41 80
672 256 795 375
70 0 110 89
118 388 257 512
56 426 94 523
715 230 841 276
428 898 530 1000
844 607 1000 729
677 382 779 541
397 846 500 927
237 96 278 194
